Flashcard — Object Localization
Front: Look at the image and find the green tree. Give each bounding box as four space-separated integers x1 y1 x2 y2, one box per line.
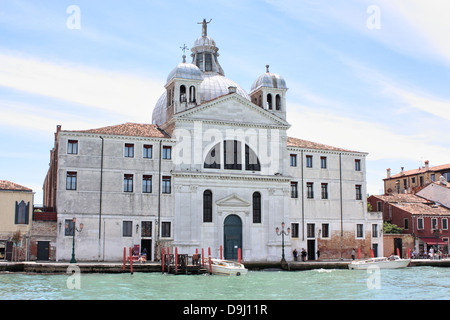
383 221 403 234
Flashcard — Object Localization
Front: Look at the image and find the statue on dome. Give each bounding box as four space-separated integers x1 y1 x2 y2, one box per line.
198 19 212 37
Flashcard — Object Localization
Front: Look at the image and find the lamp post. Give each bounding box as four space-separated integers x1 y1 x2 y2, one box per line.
433 228 441 258
67 217 83 263
275 222 290 263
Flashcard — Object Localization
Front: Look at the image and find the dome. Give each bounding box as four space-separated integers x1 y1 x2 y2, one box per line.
152 90 167 126
193 35 217 49
250 65 287 92
200 74 250 102
166 61 203 84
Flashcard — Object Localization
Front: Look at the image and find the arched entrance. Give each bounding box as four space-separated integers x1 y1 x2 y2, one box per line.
223 215 242 260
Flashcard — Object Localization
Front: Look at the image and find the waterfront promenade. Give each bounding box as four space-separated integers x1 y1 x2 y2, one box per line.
1 259 450 274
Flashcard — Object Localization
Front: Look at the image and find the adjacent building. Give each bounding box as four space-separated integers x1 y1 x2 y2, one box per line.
43 21 381 262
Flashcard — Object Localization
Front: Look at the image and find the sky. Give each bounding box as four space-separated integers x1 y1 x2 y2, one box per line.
1 0 449 205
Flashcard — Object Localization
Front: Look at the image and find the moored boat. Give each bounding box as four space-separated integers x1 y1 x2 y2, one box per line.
210 259 248 276
348 255 411 270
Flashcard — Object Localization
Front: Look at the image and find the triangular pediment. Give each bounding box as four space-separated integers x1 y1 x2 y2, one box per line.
173 94 290 128
216 193 251 207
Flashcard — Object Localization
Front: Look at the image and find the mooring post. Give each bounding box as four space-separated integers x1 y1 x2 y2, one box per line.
358 248 361 260
371 249 374 258
238 248 241 264
202 248 205 266
208 247 212 275
161 247 165 273
123 247 126 271
220 245 222 260
175 247 178 274
129 247 133 275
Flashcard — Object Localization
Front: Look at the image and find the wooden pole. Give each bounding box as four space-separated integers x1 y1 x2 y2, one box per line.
407 248 411 258
238 248 241 264
129 247 133 275
358 248 361 260
202 248 205 266
161 247 165 273
123 247 126 271
208 247 212 275
175 247 178 274
220 245 222 260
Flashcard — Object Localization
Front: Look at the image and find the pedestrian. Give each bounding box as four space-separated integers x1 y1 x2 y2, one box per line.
351 248 356 260
316 249 321 260
301 248 307 262
293 249 298 261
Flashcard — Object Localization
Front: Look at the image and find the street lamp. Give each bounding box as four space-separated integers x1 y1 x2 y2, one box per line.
66 217 83 263
276 222 290 263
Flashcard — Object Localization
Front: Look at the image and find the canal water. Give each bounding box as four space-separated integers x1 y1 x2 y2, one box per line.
0 267 449 300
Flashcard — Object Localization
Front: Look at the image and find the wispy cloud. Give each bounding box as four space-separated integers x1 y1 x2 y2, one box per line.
0 52 164 123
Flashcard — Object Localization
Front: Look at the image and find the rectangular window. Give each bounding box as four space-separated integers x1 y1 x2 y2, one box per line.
143 145 153 159
377 201 382 212
142 175 152 193
65 219 75 236
432 218 438 229
124 143 134 158
122 221 132 237
356 224 364 238
291 223 299 238
372 224 378 238
355 159 361 171
124 174 133 192
321 183 328 199
290 154 297 167
307 223 315 238
68 140 78 154
355 185 362 200
306 155 313 168
15 201 29 225
141 221 152 237
162 176 171 194
161 222 171 238
66 172 77 190
418 218 424 230
404 218 409 230
290 182 298 198
443 218 448 230
307 182 314 199
162 146 172 160
320 156 327 169
322 224 329 238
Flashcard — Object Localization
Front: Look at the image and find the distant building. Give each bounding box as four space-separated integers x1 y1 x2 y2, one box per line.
0 180 34 261
43 21 381 262
384 160 450 194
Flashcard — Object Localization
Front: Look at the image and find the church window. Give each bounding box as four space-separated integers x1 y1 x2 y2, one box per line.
267 94 273 110
253 192 261 223
276 94 281 110
224 140 242 170
180 85 186 102
205 53 212 71
355 185 362 200
258 95 262 107
196 53 203 69
15 200 29 225
245 144 261 171
189 86 196 103
203 190 213 223
204 144 220 169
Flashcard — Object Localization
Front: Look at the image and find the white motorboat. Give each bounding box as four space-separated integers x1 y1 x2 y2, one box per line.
210 259 248 276
348 255 411 270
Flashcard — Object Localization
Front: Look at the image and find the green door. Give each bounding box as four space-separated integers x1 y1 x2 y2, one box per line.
224 215 242 260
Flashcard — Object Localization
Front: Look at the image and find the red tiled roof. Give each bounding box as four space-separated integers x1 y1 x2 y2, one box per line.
388 163 450 179
0 180 32 192
67 123 170 138
287 137 359 153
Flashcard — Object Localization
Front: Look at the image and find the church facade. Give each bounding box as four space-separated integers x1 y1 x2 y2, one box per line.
44 21 383 262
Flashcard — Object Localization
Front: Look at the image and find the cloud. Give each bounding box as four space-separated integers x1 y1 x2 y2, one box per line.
0 52 164 123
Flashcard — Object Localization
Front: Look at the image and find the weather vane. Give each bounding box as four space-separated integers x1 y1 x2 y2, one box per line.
180 44 189 62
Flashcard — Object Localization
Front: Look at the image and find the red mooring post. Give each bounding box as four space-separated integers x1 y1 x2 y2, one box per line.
202 248 205 266
370 249 374 258
175 247 178 274
396 247 401 257
358 248 361 260
220 245 223 260
407 248 411 258
208 247 212 275
238 248 241 264
161 248 165 273
129 247 133 275
123 247 126 271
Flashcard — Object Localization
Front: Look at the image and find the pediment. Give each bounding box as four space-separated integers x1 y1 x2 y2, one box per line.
216 193 251 208
174 94 290 128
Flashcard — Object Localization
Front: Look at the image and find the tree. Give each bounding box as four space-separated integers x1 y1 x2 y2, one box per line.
383 221 403 234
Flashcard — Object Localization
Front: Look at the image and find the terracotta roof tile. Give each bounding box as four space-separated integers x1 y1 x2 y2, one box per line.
0 180 32 192
287 136 360 153
67 123 170 139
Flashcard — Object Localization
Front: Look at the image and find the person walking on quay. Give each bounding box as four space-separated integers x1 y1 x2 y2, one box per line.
293 248 298 261
316 248 321 261
351 248 356 260
301 248 307 262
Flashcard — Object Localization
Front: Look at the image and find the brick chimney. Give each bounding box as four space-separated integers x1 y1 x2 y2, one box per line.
424 160 429 171
387 168 391 179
